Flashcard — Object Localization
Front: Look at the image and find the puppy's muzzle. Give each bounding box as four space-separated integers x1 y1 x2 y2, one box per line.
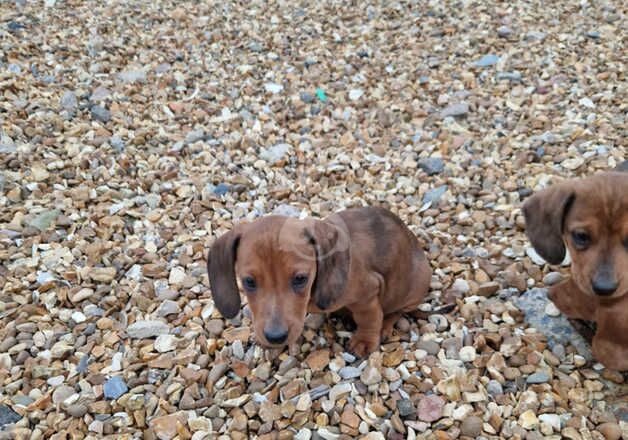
592 265 618 296
263 323 288 345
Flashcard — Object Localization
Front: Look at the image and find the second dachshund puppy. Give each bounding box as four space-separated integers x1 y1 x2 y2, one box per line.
208 206 432 357
523 170 628 370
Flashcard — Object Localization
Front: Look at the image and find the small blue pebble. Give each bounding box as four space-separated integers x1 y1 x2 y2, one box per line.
104 376 128 400
474 54 500 67
213 183 230 196
77 355 89 374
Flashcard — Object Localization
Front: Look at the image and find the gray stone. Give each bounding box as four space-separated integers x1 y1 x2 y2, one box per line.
300 92 315 103
103 376 128 400
474 54 500 67
126 320 169 339
418 157 445 176
260 143 291 164
29 209 60 231
157 300 181 317
526 372 551 384
440 102 469 118
185 129 206 144
515 288 592 360
272 204 301 217
338 366 361 380
77 354 89 374
496 71 522 82
423 185 448 205
0 134 16 153
60 91 78 111
497 26 513 37
0 405 21 427
397 399 415 418
109 135 125 152
460 415 483 437
249 41 263 52
417 339 440 356
117 69 146 83
90 105 111 123
487 380 503 396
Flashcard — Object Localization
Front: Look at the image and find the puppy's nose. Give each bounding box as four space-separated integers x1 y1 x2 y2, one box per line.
264 326 288 344
592 275 618 296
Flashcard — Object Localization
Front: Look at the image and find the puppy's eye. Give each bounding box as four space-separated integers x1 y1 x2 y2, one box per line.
291 274 309 292
624 237 628 251
571 230 591 249
242 276 257 292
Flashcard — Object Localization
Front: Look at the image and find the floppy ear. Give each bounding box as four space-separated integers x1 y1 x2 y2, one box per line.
523 184 575 265
207 229 242 319
305 220 350 310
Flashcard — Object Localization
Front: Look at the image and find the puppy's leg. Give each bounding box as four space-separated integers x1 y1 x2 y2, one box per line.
381 312 403 341
592 331 628 371
347 295 384 357
591 299 628 371
548 278 596 321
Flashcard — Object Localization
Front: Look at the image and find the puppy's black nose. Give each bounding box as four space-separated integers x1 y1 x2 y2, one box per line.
592 276 618 296
264 327 288 344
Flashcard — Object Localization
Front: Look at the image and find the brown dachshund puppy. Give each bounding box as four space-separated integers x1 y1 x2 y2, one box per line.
523 171 628 370
207 206 432 357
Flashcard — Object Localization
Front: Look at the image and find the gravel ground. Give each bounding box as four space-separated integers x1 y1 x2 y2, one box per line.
0 0 627 439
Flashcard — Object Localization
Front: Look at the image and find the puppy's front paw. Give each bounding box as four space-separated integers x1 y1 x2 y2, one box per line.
592 336 628 371
348 334 380 358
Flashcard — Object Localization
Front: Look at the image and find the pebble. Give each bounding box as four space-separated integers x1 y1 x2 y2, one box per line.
157 300 181 317
154 334 178 352
543 272 564 286
127 320 170 339
526 371 551 384
474 54 500 67
440 102 469 118
329 383 352 403
538 414 561 432
338 366 362 380
60 91 78 111
460 416 483 437
423 185 448 205
417 395 445 422
103 376 128 400
545 301 561 317
90 105 111 123
418 157 445 176
0 405 22 427
264 83 284 94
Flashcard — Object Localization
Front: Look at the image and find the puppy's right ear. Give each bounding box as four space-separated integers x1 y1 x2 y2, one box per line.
207 229 242 319
523 184 575 265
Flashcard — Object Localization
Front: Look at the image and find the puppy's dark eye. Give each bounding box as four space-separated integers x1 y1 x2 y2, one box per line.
242 276 257 292
291 274 309 292
624 237 628 251
571 230 591 249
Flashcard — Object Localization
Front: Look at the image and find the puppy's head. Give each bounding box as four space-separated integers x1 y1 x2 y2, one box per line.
207 215 350 348
523 171 628 299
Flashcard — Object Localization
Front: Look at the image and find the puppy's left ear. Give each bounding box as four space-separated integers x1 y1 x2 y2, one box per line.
207 228 243 319
523 184 575 265
305 220 350 310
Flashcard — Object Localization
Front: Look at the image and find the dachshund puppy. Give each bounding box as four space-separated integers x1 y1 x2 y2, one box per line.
523 171 628 370
207 206 432 357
